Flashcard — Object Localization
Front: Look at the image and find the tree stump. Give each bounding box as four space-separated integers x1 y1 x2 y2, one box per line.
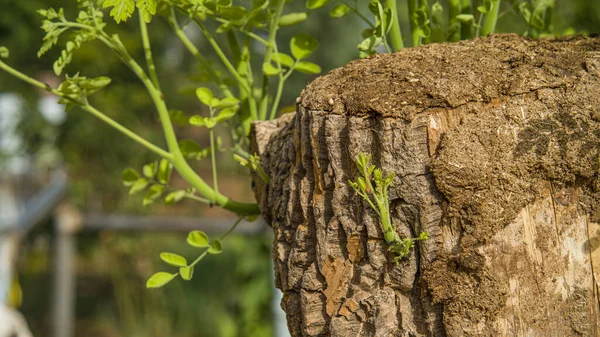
250 34 600 337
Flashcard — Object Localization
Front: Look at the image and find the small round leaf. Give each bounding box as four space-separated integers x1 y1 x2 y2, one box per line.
164 190 187 204
160 252 188 267
262 62 280 76
129 178 149 195
1 46 10 58
122 168 139 186
208 239 223 255
215 97 240 109
143 162 157 179
146 272 177 288
272 53 295 68
279 12 308 26
294 61 321 74
306 0 332 9
290 34 319 60
196 87 214 106
187 230 210 248
189 115 206 127
330 4 350 18
180 266 194 281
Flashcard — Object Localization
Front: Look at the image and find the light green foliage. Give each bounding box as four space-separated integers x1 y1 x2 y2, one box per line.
507 0 555 36
0 47 8 59
0 0 322 217
349 153 428 263
146 218 241 288
234 153 270 183
102 0 136 23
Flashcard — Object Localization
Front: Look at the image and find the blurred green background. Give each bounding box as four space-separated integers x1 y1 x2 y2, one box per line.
1 0 599 336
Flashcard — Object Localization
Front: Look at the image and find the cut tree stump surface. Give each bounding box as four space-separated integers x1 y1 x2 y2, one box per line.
250 34 600 337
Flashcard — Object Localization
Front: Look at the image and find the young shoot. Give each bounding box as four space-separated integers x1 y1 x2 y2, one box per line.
349 153 428 263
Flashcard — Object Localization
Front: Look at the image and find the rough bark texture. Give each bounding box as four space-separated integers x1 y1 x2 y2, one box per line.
250 34 600 336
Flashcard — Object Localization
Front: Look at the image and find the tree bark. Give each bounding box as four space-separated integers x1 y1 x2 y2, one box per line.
250 34 600 337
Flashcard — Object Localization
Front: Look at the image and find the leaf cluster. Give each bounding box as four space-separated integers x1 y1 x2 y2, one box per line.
122 158 200 207
349 153 428 263
146 229 224 288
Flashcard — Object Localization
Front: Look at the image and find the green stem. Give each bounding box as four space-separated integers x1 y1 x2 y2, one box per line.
460 0 473 39
268 59 294 120
258 0 286 121
194 19 252 97
167 9 234 98
475 7 484 37
448 0 461 42
342 0 375 28
407 0 420 47
209 109 219 197
480 0 500 36
101 26 260 215
0 59 171 159
185 194 211 204
218 216 244 240
139 11 161 91
188 217 244 268
385 0 404 51
194 18 258 122
419 0 432 44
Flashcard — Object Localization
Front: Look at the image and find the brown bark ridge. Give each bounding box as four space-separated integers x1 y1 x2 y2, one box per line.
250 34 600 337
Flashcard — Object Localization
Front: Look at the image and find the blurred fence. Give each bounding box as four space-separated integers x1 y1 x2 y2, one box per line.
0 170 289 337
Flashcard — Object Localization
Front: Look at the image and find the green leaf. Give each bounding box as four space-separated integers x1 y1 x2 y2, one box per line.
208 239 223 255
169 109 188 126
103 0 136 23
143 184 165 206
189 115 206 127
233 154 249 167
0 46 8 59
204 118 217 129
146 272 177 288
179 139 204 158
164 190 187 204
187 230 210 248
272 53 295 68
136 0 156 23
477 0 492 14
455 14 474 23
215 108 236 123
156 158 172 184
358 35 382 58
290 34 319 60
179 266 194 281
279 12 308 27
294 61 321 74
122 168 139 186
330 4 350 18
196 87 214 106
143 162 157 178
306 0 332 9
129 178 149 195
219 6 248 21
160 252 188 267
246 215 259 222
79 76 111 94
262 62 280 76
214 97 240 109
